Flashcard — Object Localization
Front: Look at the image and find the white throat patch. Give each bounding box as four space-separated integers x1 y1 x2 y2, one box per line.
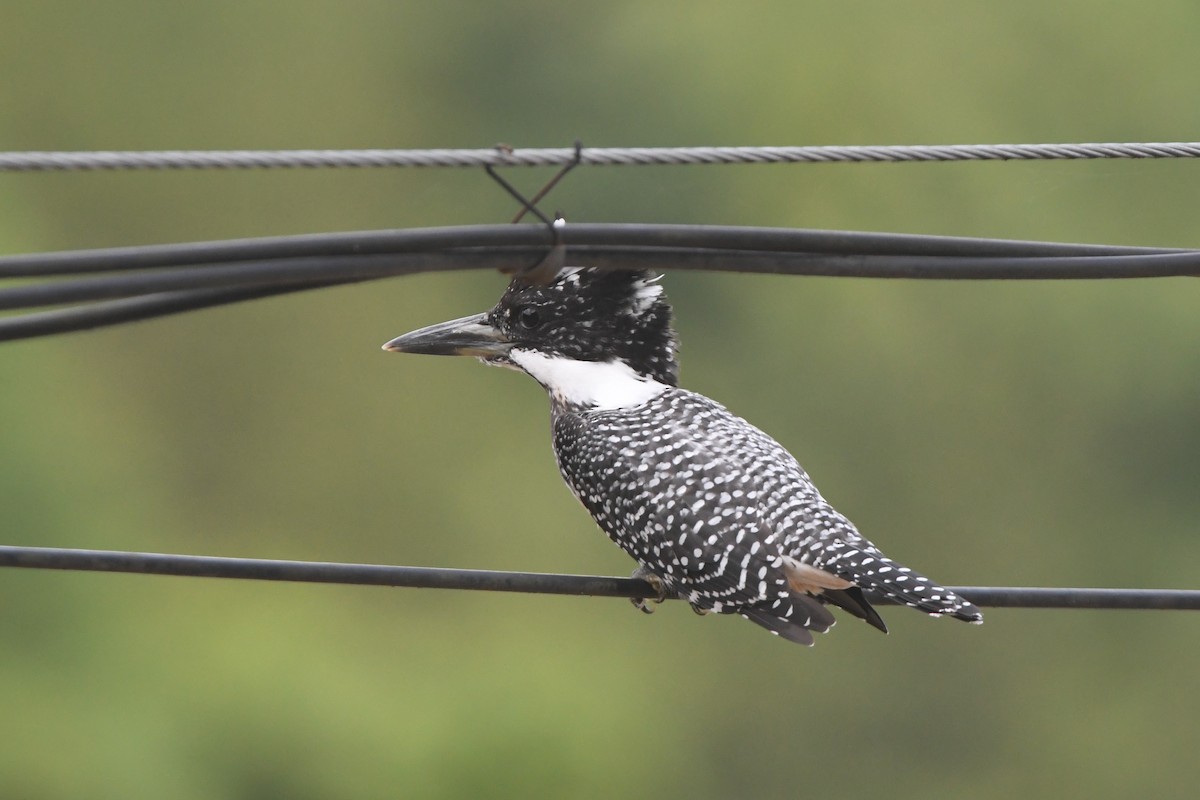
509 350 669 410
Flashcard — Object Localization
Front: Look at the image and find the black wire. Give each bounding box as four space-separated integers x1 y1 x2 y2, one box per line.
1 224 1196 342
0 253 450 311
0 283 345 340
7 247 1200 313
1 545 1198 610
8 247 1197 314
0 545 656 599
0 224 1183 278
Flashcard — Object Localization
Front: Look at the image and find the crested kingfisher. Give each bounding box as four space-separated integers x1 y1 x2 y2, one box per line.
384 268 982 645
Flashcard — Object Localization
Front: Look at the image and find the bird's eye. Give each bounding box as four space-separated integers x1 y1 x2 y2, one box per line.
516 307 542 330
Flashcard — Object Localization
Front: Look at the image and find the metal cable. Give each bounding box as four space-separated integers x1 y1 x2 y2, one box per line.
3 224 1178 279
1 545 1197 611
5 142 1200 171
4 248 1198 314
0 283 343 341
1 224 1196 342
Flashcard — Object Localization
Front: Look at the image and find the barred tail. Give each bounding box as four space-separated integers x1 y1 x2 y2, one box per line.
821 546 983 624
740 593 837 646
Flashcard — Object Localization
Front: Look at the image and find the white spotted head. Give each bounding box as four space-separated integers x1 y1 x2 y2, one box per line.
485 267 678 387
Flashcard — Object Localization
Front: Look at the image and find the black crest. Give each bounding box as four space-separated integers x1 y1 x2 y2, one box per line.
486 268 679 386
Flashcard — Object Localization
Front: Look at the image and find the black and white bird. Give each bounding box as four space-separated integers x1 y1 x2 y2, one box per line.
384 268 982 645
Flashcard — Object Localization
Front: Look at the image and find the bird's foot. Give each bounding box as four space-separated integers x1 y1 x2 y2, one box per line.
630 567 669 614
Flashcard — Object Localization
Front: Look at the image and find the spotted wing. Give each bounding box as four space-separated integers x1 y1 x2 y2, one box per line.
551 393 837 643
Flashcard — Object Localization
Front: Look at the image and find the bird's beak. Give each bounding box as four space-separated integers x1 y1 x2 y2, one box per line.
381 313 513 358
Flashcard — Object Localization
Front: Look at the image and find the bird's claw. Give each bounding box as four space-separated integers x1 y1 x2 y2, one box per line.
630 568 669 614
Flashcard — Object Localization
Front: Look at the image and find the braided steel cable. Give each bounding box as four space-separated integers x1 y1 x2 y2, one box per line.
4 142 1200 171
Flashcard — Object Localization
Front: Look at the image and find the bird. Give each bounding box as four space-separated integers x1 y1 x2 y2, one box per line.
383 267 982 645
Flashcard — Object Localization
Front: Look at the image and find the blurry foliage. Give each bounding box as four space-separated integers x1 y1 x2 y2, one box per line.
1 2 1199 798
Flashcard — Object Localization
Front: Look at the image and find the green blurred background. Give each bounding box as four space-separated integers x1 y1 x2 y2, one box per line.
2 2 1198 798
